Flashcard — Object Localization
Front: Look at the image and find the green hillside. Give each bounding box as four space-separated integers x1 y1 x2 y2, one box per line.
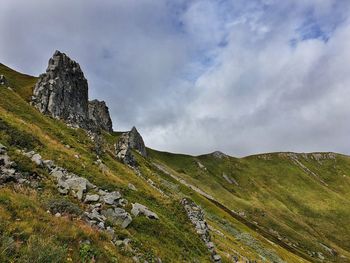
0 62 348 262
148 149 350 262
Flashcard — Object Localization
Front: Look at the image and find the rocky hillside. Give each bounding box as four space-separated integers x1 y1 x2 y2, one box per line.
0 51 349 263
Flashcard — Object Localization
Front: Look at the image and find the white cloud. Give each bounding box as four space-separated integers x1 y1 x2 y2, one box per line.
1 0 350 156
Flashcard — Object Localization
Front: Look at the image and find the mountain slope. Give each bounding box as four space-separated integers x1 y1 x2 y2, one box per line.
148 149 350 262
0 60 344 263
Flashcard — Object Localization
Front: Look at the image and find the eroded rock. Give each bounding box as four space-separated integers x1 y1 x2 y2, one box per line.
88 99 113 132
115 127 147 166
32 50 90 128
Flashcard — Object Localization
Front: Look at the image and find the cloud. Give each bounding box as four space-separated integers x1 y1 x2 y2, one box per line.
1 0 350 156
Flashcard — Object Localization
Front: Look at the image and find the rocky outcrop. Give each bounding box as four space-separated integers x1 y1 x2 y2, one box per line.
88 99 113 132
129 127 147 157
32 50 89 128
181 198 221 262
21 150 132 230
32 50 113 132
0 145 41 186
211 151 227 159
115 127 147 166
0 75 8 86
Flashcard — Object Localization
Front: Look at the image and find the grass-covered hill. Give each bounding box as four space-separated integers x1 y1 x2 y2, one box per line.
0 62 348 263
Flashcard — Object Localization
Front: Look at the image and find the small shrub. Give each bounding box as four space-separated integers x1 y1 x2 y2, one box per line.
79 243 97 263
47 198 82 216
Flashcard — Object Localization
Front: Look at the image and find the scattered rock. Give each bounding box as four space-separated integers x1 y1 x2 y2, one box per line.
131 203 159 220
181 198 221 262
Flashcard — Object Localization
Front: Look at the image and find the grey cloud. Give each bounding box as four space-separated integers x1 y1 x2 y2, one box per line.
1 0 350 157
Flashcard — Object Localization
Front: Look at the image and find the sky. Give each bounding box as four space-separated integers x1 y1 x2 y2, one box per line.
1 0 350 157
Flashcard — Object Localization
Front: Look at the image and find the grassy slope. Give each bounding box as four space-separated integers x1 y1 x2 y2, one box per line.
148 148 350 262
0 63 310 262
0 64 211 262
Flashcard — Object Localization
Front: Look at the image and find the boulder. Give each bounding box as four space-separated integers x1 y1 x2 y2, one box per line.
88 100 113 132
31 153 43 166
65 177 88 200
131 203 159 220
84 194 100 203
32 50 90 128
101 208 132 228
103 191 121 205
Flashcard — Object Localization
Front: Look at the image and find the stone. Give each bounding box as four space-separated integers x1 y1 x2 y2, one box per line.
101 208 132 228
31 153 43 166
212 254 222 262
128 183 137 191
88 100 113 132
131 203 159 220
86 209 106 222
57 179 70 194
55 212 61 217
32 50 90 128
0 75 8 86
50 168 65 180
103 191 121 205
84 194 100 203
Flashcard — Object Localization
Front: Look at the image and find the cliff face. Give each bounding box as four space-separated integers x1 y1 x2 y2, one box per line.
32 50 89 128
88 100 113 132
32 50 113 132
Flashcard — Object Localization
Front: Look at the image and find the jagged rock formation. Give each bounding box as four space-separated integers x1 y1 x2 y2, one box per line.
32 50 113 132
0 75 8 86
32 50 89 128
88 99 113 132
115 127 147 166
129 127 147 157
181 198 221 262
